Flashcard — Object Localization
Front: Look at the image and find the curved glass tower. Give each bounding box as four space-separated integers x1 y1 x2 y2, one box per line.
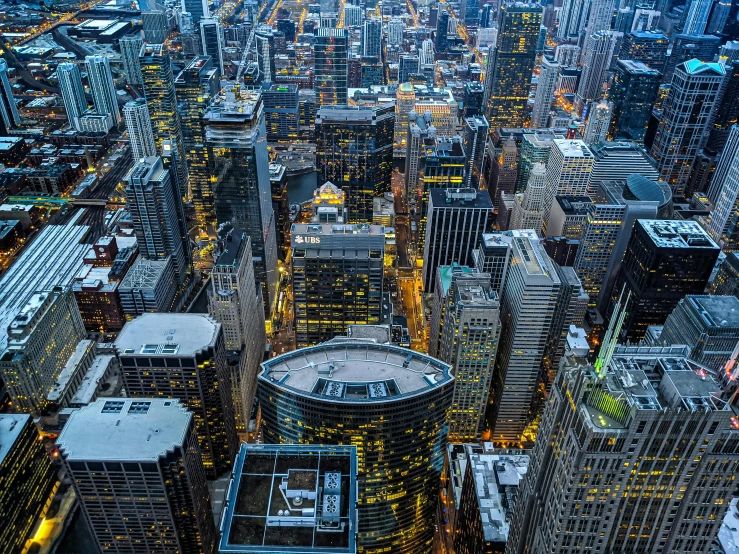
257 342 454 554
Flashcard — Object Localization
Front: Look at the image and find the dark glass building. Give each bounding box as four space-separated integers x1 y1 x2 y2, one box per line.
315 104 394 223
262 83 300 141
315 28 348 106
257 342 455 554
620 31 668 71
609 59 661 143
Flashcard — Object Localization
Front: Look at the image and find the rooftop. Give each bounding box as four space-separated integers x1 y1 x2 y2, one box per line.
115 313 221 358
215 231 247 270
260 342 453 402
0 414 30 466
688 296 739 328
57 398 192 462
429 188 494 209
639 220 718 249
554 138 593 158
219 444 358 553
437 264 475 296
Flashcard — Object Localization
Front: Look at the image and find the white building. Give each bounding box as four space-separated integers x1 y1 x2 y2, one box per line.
542 139 594 233
510 162 547 232
57 63 88 131
86 55 121 126
123 99 157 160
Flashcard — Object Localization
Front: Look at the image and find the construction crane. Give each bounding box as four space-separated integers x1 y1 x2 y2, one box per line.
235 27 257 82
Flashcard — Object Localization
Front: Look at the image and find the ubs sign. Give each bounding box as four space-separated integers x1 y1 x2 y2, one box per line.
294 235 321 245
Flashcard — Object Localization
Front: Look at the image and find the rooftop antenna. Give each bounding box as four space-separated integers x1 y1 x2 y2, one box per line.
594 285 631 379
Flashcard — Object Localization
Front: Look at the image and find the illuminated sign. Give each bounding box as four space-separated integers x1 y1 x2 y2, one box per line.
294 235 321 244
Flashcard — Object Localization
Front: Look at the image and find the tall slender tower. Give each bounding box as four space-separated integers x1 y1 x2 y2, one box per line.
683 0 712 33
86 55 121 126
118 34 144 85
182 0 208 23
704 126 739 249
362 18 382 57
510 162 547 231
576 31 616 113
123 99 157 160
315 28 348 106
463 115 489 189
0 59 20 131
57 63 88 131
531 56 559 128
609 60 661 142
139 44 189 196
541 139 594 232
583 99 613 145
199 18 224 74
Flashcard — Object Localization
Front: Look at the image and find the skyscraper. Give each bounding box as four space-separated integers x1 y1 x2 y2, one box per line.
510 162 547 231
605 219 720 341
587 141 660 196
662 34 721 83
291 223 385 347
437 268 501 442
706 125 739 249
182 0 208 24
583 0 616 36
575 31 616 113
683 0 713 33
517 130 560 192
118 34 144 85
436 9 450 52
388 17 404 44
57 398 218 554
531 56 559 128
609 59 662 142
258 342 455 554
315 28 348 106
142 5 168 44
0 59 20 132
199 18 224 74
203 86 278 316
316 104 394 223
484 3 542 128
651 59 725 197
123 99 157 160
463 115 489 189
124 156 190 285
115 314 237 477
255 26 281 84
583 100 613 145
558 0 589 41
362 18 382 58
208 231 266 434
620 30 668 70
56 62 88 132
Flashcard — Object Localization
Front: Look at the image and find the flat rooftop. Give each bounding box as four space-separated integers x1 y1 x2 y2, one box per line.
553 138 593 158
639 220 718 250
115 313 220 358
688 296 739 328
56 398 192 462
260 342 452 402
219 444 358 553
0 414 30 465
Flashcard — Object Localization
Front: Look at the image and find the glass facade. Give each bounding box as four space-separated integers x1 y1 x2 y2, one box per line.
609 60 661 143
315 28 348 106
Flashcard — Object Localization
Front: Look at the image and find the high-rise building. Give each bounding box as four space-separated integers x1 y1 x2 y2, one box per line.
255 26 281 84
620 30 668 70
345 4 363 27
490 138 520 210
115 313 237 477
199 18 223 74
57 62 88 132
291 223 385 347
471 230 540 297
362 18 382 58
174 55 219 224
651 60 725 197
123 99 157 160
531 57 559 128
517 130 561 192
707 0 731 33
203 86 278 316
182 0 208 23
437 269 501 442
587 141 659 196
0 59 19 132
119 34 143 85
576 31 616 113
124 156 190 285
208 231 266 434
139 44 189 195
423 188 493 293
541 139 594 233
436 9 450 53
463 115 489 189
705 124 739 249
315 28 348 106
399 55 420 83
683 0 713 33
484 3 543 128
605 219 720 341
0 414 57 554
584 0 616 36
510 162 547 231
258 342 455 554
662 34 721 83
0 286 86 414
315 104 394 223
262 82 299 141
583 100 613 145
404 109 434 199
490 234 561 445
712 252 739 296
142 5 168 44
57 398 218 554
388 17 404 44
558 0 589 41
609 60 662 142
507 344 738 554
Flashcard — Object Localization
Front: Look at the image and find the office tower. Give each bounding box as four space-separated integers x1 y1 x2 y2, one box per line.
576 31 616 113
663 34 721 83
517 131 560 192
312 181 347 223
620 31 668 70
118 256 177 316
0 286 85 414
258 342 454 554
710 60 739 151
142 5 168 44
115 314 237 477
531 57 559 129
558 0 588 41
209 231 265 434
276 18 296 41
344 4 363 27
388 17 404 44
423 188 493 293
57 398 217 554
651 60 725 197
463 115 489 189
583 100 613 145
203 87 278 316
574 175 671 308
139 44 189 195
362 18 382 58
125 157 190 285
707 0 731 33
436 9 450 53
315 28 348 106
175 56 219 224
584 0 616 35
199 18 223 74
712 252 739 296
57 62 88 131
587 142 660 196
119 34 143 85
123 99 157 160
464 82 485 118
683 0 712 33
471 230 538 296
182 0 208 23
541 139 594 233
291 223 384 347
631 7 661 31
0 59 18 133
429 264 474 357
255 26 280 83
491 138 519 209
609 60 661 142
399 55 420 83
510 163 547 231
219 444 359 554
484 3 542 129
316 104 394 223
490 234 561 445
437 270 501 442
262 83 299 141
507 345 737 554
706 126 739 248
605 220 719 341
0 414 57 554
